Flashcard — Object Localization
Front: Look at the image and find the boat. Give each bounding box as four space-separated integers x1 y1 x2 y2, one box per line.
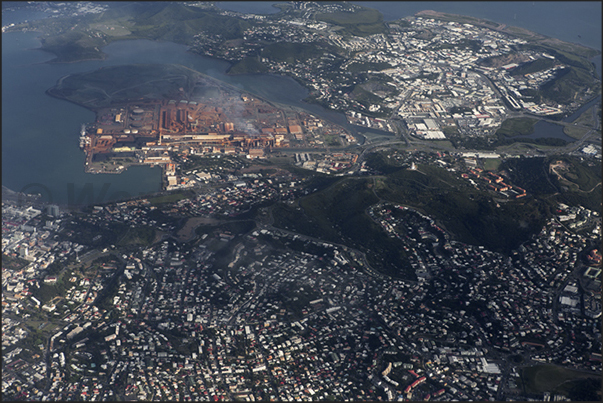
79 124 90 148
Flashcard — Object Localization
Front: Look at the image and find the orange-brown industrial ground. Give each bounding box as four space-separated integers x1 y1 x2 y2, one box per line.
82 93 326 157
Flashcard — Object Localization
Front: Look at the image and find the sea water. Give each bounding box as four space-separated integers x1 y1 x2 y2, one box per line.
2 3 600 205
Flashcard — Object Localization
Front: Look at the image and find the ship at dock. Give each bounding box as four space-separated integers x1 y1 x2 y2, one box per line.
79 124 90 149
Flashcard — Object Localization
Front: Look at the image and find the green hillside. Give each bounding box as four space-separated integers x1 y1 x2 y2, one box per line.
314 7 387 36
130 3 252 43
272 159 557 278
272 178 413 279
496 117 539 137
228 57 270 74
540 66 599 105
510 57 557 76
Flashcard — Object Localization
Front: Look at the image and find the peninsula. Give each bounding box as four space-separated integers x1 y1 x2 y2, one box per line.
47 64 357 188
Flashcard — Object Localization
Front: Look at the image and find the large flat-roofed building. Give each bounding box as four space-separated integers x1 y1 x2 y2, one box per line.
248 148 265 158
423 118 439 130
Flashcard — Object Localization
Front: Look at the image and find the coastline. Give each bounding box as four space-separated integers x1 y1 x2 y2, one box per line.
415 10 600 57
5 5 600 208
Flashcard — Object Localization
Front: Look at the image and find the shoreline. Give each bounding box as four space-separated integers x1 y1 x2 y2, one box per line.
414 10 601 55
1 182 172 211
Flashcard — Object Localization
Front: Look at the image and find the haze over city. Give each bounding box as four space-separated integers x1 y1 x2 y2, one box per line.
2 2 601 401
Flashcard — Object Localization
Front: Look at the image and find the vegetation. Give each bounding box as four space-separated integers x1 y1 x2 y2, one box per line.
520 364 601 397
564 378 602 401
365 153 405 175
519 88 542 104
563 105 598 139
501 155 601 212
2 254 30 271
499 157 558 195
510 57 557 76
227 56 269 75
350 85 384 108
545 47 597 72
442 125 460 137
272 155 558 278
375 165 549 254
38 29 106 63
540 66 599 105
31 282 62 305
61 219 129 248
562 124 590 139
483 158 502 171
19 2 256 63
194 220 255 238
261 42 337 64
93 267 123 312
314 7 387 37
549 157 602 211
117 226 156 246
429 38 483 53
528 156 598 193
448 129 568 150
272 178 413 279
349 77 397 109
129 3 252 42
517 34 600 59
496 117 538 137
21 326 50 353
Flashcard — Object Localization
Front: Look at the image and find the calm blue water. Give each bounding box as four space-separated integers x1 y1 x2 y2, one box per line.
2 32 165 207
2 3 600 205
1 7 50 26
512 120 574 142
1 33 340 206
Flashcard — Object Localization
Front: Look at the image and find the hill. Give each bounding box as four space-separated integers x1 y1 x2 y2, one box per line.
129 3 252 43
46 64 204 108
17 2 256 63
271 158 557 279
314 7 387 37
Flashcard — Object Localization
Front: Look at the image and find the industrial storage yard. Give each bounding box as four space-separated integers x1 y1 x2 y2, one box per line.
55 64 356 185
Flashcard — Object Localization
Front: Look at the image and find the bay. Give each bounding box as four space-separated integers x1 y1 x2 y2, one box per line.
2 33 162 207
2 3 600 206
2 33 345 207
